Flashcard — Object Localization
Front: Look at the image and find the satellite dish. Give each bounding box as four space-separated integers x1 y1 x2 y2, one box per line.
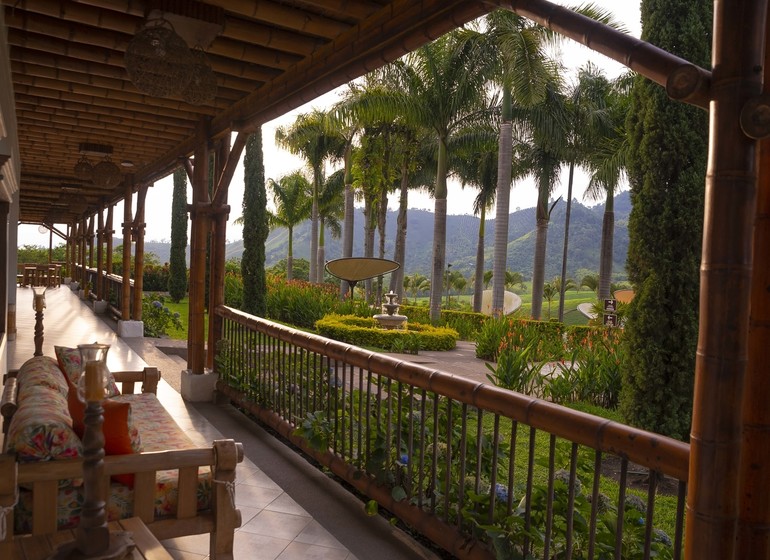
38 224 49 234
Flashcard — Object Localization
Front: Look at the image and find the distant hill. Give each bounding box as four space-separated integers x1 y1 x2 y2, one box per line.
143 191 630 280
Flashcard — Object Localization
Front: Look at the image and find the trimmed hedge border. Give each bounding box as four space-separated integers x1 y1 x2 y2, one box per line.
315 314 458 351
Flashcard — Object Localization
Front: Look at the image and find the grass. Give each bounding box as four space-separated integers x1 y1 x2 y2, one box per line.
473 404 680 549
161 297 207 340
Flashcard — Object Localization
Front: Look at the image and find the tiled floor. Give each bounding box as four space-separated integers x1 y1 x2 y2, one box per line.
7 284 438 560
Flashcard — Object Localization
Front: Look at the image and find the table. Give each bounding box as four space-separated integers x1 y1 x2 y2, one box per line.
10 517 173 560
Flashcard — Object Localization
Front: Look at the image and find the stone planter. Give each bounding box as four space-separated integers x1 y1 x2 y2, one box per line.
92 300 108 314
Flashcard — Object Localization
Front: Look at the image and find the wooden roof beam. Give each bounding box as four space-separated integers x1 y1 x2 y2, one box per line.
490 0 712 109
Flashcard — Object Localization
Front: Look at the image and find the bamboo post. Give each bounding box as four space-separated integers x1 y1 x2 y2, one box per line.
685 0 766 558
735 12 770 552
131 185 148 321
188 118 211 374
106 206 114 285
121 184 133 319
97 206 104 301
207 136 231 370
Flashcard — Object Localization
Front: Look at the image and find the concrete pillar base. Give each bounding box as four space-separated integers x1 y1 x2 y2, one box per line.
181 369 218 402
93 300 108 314
117 320 144 338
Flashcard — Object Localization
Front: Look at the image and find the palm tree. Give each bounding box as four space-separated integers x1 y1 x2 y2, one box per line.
558 63 621 321
483 270 493 289
275 109 345 283
328 92 362 297
486 9 560 317
360 29 492 321
266 171 312 281
542 281 558 319
486 6 623 319
317 169 345 278
580 273 599 294
450 122 498 313
584 71 633 300
505 270 525 291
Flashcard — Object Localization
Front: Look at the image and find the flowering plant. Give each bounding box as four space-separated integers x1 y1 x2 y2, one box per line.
142 293 183 337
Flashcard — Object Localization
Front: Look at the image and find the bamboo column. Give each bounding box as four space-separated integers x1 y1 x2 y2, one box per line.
106 206 113 281
65 223 71 281
735 10 770 553
685 0 767 558
131 185 148 322
97 206 104 300
121 184 133 320
207 136 232 370
79 216 87 284
188 118 211 374
87 214 94 270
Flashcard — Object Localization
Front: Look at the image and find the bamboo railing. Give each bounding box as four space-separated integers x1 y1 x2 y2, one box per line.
215 305 689 560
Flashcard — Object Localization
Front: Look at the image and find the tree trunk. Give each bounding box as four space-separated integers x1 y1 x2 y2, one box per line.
531 218 549 320
286 226 294 281
340 144 354 298
492 91 513 316
558 161 576 322
597 191 615 300
318 217 326 284
429 137 449 323
363 196 375 301
474 205 486 313
377 188 388 306
309 171 320 283
390 161 409 302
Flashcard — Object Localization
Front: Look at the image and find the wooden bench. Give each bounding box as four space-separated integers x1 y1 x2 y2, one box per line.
0 358 243 560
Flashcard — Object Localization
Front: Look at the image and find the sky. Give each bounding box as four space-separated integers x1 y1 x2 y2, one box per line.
18 1 642 248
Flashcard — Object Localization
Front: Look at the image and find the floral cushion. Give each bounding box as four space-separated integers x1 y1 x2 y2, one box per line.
16 356 68 398
54 345 120 397
6 386 82 462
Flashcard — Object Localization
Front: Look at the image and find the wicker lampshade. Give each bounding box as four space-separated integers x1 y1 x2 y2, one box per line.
92 157 122 188
73 155 93 180
125 18 194 98
182 48 217 105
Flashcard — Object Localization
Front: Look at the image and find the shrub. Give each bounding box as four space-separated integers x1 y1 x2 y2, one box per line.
265 275 340 329
143 264 170 292
142 293 183 337
223 271 243 307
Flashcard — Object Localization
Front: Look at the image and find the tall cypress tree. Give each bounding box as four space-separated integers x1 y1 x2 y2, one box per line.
241 129 268 315
620 0 711 440
168 167 188 302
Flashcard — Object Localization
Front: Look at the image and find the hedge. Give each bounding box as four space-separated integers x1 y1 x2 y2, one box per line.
315 314 458 352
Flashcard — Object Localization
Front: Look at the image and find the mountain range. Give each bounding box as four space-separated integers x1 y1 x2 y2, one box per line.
144 191 631 281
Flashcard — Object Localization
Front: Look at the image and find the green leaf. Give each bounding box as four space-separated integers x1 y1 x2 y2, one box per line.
365 499 379 517
391 486 407 502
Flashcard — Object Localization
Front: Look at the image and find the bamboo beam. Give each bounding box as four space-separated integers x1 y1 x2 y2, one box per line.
491 0 712 109
139 0 490 186
57 0 329 52
685 1 767 558
6 31 280 84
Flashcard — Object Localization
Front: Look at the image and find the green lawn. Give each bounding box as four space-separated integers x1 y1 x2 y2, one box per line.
162 297 207 340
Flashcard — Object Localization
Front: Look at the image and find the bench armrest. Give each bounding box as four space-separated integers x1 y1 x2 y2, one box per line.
111 367 161 395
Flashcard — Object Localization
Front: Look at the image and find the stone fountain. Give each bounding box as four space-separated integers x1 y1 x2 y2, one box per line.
373 290 407 330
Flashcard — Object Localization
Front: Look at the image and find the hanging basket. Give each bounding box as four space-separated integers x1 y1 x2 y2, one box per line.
125 18 193 98
182 48 217 105
73 155 93 180
92 157 122 188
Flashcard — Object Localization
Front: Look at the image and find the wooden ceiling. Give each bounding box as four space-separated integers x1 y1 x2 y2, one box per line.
2 0 495 225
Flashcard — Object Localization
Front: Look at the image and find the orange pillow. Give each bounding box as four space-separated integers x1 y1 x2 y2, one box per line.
67 382 141 487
